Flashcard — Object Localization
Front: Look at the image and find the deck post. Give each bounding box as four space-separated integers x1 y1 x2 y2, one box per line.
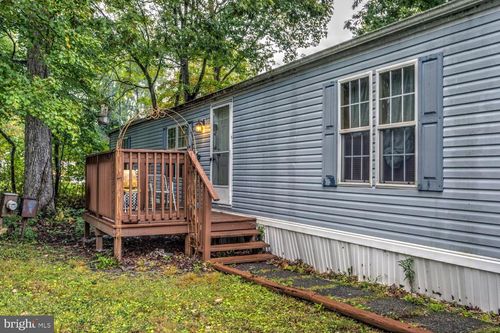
201 190 212 261
114 150 123 260
95 229 103 252
114 236 122 261
184 234 192 256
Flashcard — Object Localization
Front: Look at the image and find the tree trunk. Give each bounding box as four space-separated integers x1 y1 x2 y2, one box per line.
24 115 54 212
0 128 16 193
146 79 158 109
132 55 158 109
24 36 55 213
214 66 221 82
180 57 192 102
54 139 62 205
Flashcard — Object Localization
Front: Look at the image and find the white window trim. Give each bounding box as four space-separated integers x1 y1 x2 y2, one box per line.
375 59 419 188
209 100 233 206
165 125 187 150
336 71 373 187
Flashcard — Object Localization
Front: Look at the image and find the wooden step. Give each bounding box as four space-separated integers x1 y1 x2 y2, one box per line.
211 221 256 231
211 229 260 238
210 253 275 265
210 241 269 252
212 212 256 224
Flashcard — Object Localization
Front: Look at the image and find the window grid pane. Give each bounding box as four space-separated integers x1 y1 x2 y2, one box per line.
340 76 370 131
167 127 176 149
380 126 415 184
379 65 415 125
341 131 370 183
177 125 188 148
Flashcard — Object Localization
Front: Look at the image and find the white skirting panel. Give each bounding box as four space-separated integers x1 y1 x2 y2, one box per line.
261 222 500 313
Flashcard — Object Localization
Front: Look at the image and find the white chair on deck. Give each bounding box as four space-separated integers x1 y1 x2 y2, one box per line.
148 175 176 211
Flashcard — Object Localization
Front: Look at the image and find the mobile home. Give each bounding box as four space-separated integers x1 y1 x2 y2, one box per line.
104 0 500 312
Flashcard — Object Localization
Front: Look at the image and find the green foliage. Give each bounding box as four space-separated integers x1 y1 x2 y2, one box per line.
428 301 446 312
0 242 372 332
398 257 416 291
92 254 119 270
98 0 334 109
345 0 446 36
0 0 110 208
0 120 23 192
403 294 425 305
1 0 334 203
1 215 37 242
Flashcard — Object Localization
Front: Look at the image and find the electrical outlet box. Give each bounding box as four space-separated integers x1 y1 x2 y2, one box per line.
0 193 19 217
21 197 39 218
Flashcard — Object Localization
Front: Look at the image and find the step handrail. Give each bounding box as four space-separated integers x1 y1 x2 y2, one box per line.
186 149 219 201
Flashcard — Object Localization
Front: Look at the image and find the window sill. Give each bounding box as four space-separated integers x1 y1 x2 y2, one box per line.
337 182 372 188
375 183 417 189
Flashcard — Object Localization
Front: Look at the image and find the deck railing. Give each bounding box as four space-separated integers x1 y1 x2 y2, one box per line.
85 148 219 259
185 150 219 260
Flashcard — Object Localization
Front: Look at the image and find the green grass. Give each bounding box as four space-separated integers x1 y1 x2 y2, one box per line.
0 242 375 333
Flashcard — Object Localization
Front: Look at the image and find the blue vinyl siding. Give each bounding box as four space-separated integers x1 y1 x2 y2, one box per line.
110 5 500 259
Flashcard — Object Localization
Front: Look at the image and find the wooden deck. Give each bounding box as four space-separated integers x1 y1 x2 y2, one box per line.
83 211 254 237
84 149 270 263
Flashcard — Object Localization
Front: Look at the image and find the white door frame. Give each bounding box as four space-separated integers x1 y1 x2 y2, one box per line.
209 100 233 206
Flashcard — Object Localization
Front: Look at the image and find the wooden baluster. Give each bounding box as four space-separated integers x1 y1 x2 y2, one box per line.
169 153 173 220
182 153 187 220
186 157 191 222
176 152 180 219
153 152 157 220
161 153 165 221
114 150 123 259
128 151 132 221
202 188 212 261
145 152 149 222
96 155 100 217
137 152 141 222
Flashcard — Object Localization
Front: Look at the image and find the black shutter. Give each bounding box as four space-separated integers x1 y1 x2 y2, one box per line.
418 53 444 192
322 81 338 187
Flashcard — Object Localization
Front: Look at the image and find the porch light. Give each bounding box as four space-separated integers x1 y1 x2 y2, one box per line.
194 120 205 133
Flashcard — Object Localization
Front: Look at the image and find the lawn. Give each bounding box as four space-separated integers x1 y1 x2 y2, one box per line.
0 242 375 333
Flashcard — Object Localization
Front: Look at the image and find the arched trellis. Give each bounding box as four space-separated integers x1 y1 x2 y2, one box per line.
115 107 198 152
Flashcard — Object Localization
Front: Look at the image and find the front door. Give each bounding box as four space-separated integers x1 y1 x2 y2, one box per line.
210 103 232 205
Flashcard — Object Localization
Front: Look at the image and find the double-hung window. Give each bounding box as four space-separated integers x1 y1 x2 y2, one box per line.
324 55 442 191
377 63 416 185
339 75 371 183
164 125 188 150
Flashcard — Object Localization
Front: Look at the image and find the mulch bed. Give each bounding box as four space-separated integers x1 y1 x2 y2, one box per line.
410 312 491 333
366 297 423 319
231 260 498 333
317 285 374 299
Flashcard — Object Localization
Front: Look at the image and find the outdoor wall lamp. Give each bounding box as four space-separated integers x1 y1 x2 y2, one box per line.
194 119 206 134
